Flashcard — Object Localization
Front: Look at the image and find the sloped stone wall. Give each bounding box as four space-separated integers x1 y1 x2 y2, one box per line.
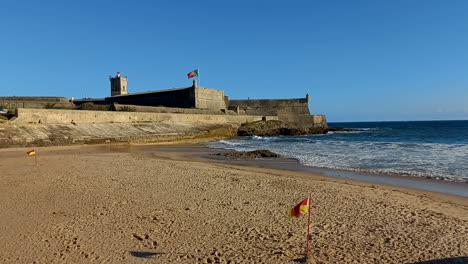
0 122 238 148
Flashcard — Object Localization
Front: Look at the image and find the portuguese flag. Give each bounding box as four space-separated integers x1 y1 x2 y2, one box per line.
286 196 310 218
187 69 198 79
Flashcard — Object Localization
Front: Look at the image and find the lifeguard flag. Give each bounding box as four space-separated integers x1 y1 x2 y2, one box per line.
187 69 198 79
27 149 36 155
287 196 309 218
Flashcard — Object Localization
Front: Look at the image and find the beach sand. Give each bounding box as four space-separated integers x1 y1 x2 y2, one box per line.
0 144 467 264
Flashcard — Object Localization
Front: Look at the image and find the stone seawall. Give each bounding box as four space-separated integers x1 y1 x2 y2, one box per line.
1 109 279 148
12 108 278 125
0 122 238 148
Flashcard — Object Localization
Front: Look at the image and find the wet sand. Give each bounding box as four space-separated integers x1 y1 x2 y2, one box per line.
0 144 467 263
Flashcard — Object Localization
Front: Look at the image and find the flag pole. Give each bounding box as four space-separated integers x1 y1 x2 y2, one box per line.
35 154 37 166
306 194 311 261
197 67 200 86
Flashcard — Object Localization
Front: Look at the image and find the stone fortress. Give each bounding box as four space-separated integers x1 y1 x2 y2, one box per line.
71 72 327 128
0 72 327 147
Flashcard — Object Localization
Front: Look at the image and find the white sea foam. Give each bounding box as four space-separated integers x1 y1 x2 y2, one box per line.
216 140 243 146
205 137 468 183
251 136 276 141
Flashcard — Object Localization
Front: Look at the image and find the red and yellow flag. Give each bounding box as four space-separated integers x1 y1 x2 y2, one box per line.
287 196 309 218
27 149 36 155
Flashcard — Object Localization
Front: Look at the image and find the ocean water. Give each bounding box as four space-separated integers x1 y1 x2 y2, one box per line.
204 120 468 183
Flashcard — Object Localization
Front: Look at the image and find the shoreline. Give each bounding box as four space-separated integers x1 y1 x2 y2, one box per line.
2 142 467 200
136 142 468 199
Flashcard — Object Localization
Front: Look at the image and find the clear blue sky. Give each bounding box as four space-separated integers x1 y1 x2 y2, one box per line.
1 0 467 122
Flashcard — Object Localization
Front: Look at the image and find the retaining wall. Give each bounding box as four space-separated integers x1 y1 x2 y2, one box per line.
0 96 74 109
13 108 278 125
113 103 236 115
0 122 239 148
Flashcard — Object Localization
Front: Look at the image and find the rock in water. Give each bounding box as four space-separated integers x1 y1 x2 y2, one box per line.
326 127 354 132
237 120 327 136
215 149 282 159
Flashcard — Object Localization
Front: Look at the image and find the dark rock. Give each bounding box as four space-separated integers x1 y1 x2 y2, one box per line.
215 149 282 159
326 127 354 132
237 120 327 136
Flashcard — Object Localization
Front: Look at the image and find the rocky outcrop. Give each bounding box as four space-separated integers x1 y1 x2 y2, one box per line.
237 120 327 136
237 120 353 136
214 149 282 159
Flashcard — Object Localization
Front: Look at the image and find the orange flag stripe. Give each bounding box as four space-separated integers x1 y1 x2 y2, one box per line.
287 196 309 217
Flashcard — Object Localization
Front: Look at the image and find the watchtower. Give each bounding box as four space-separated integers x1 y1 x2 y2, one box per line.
109 72 128 96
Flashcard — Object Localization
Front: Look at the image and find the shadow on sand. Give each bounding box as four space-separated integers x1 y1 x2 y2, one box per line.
405 257 468 264
292 256 307 263
128 251 165 258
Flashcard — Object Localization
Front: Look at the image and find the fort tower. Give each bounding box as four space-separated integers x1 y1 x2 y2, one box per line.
109 72 128 96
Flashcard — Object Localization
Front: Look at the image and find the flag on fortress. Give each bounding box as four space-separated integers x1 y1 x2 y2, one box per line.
187 69 198 79
287 196 310 218
27 149 36 155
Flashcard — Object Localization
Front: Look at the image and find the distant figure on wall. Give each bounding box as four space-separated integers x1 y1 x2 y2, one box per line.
116 72 121 78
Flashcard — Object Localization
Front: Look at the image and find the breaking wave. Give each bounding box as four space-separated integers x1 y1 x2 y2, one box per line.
205 121 468 183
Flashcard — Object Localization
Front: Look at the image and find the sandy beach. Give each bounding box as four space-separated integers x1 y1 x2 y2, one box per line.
0 144 467 264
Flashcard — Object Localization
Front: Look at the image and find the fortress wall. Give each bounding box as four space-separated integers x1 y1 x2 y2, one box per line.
105 87 195 108
228 98 327 128
194 86 226 110
228 98 311 122
113 104 236 115
13 108 278 125
0 96 74 109
228 98 311 116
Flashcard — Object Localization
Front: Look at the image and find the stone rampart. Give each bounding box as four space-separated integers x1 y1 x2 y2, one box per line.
113 103 236 115
105 87 195 108
194 86 226 110
227 97 327 128
103 85 227 111
0 96 74 109
12 108 278 125
228 98 311 116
